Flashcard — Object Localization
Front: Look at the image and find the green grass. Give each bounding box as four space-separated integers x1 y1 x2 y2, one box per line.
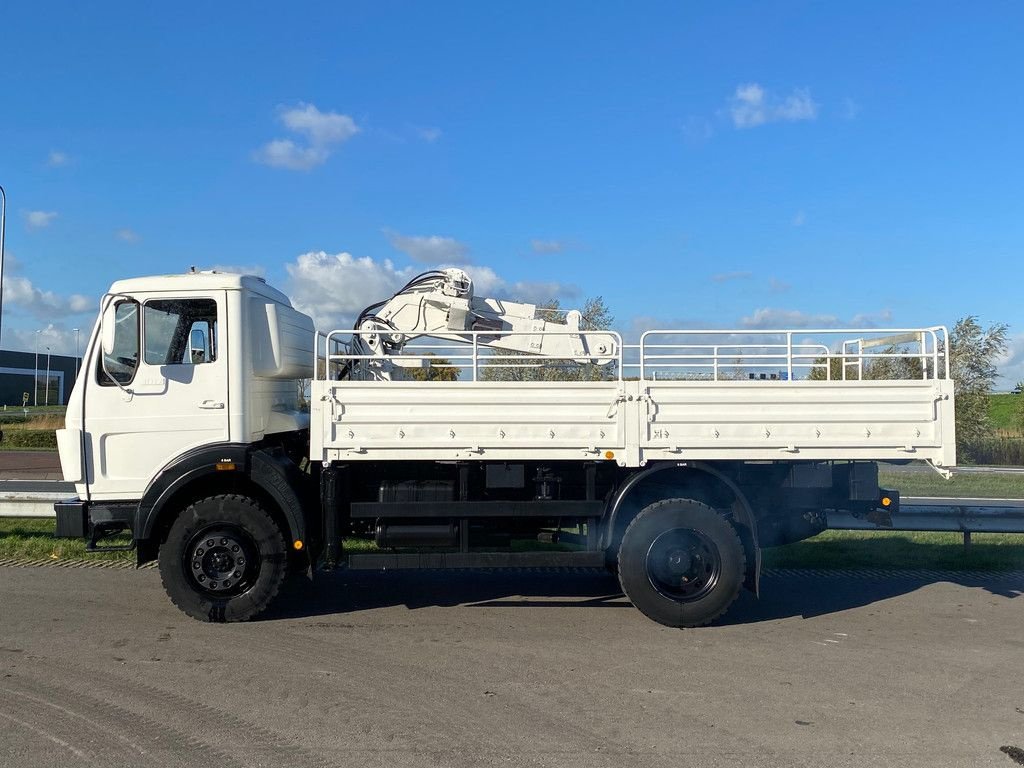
879 469 1024 498
0 518 133 563
764 529 1024 571
990 393 1023 434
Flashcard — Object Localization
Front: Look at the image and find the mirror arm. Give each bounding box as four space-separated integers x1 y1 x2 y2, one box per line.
98 292 138 396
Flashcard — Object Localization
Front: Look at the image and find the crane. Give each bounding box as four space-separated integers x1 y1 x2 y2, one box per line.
348 268 619 381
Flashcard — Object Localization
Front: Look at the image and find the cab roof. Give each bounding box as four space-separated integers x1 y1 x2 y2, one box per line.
108 271 292 306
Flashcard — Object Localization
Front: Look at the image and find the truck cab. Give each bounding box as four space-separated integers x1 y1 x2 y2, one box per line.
56 271 314 538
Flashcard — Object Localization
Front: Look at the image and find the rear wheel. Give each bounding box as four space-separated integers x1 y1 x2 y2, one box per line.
158 495 287 622
617 498 745 628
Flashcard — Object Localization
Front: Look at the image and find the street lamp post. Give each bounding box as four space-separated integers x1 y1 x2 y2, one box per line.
45 347 51 406
73 328 80 379
34 330 41 407
0 185 6 348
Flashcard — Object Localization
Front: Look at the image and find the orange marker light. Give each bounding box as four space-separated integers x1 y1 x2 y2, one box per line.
293 540 304 551
881 497 892 507
604 451 615 460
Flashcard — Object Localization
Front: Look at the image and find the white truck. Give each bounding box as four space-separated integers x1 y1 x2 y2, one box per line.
54 268 955 627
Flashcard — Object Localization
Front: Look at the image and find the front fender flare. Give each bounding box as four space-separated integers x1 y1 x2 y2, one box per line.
137 443 307 548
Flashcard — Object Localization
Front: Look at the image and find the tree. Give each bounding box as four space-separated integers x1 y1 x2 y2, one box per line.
807 355 848 381
482 296 615 382
405 354 460 381
948 316 1008 458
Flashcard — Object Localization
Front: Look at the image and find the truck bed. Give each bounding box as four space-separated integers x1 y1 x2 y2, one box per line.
311 325 955 468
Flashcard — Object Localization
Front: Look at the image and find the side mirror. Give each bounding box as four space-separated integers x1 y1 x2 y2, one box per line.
101 300 119 357
189 327 208 363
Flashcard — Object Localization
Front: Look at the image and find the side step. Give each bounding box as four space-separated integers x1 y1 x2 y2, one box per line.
346 551 606 570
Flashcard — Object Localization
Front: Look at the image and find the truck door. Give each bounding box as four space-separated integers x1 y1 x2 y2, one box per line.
84 292 229 500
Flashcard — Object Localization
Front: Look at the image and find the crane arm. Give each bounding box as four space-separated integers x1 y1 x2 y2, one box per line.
352 269 618 378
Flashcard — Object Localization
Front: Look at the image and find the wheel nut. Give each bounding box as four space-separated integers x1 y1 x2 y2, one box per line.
231 545 239 552
237 557 245 565
198 574 206 582
222 580 230 588
233 570 240 578
207 539 215 547
197 548 204 556
220 538 227 545
193 561 201 569
209 581 217 588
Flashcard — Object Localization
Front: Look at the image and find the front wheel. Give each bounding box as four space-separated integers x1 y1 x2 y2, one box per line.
158 495 287 622
617 499 745 628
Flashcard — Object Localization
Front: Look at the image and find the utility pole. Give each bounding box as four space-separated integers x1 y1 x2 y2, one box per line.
0 186 6 350
34 330 40 407
45 346 51 406
74 327 80 378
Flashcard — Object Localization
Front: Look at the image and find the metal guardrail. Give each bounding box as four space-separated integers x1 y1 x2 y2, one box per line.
827 497 1024 536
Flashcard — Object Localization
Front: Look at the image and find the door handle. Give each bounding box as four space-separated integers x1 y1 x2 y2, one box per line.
199 400 225 409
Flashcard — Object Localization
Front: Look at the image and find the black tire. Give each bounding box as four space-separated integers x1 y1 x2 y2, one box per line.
158 495 287 622
617 498 745 628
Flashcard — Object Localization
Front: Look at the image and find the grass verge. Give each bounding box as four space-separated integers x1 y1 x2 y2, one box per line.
879 469 1024 499
764 529 1024 571
3 518 1023 572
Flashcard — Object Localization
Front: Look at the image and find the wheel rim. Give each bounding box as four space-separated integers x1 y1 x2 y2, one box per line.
644 527 722 602
184 525 260 598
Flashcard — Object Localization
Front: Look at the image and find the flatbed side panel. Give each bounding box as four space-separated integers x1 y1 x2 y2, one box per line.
311 380 628 463
311 378 955 467
641 379 955 465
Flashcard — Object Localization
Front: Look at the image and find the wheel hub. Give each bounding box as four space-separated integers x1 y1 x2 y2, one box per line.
187 529 254 595
645 528 722 602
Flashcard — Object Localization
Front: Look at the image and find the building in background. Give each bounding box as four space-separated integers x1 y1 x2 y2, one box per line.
0 350 79 406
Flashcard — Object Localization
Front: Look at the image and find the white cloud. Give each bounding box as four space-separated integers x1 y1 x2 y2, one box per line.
253 103 359 171
996 334 1024 391
385 230 471 265
792 211 806 227
741 307 892 329
284 251 577 331
415 126 442 143
2 324 87 357
115 228 140 243
280 103 359 146
468 265 577 305
24 211 58 230
712 271 752 283
2 268 93 321
47 150 69 167
530 239 566 254
729 83 818 129
285 251 417 331
253 139 330 171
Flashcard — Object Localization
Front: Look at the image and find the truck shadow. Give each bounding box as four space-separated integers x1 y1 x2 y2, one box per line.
262 567 1023 625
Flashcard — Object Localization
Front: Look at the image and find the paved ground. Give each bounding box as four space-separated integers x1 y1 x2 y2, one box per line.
0 451 63 481
1 566 1022 767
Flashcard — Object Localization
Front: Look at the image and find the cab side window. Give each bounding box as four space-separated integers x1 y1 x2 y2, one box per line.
97 301 140 386
144 299 218 366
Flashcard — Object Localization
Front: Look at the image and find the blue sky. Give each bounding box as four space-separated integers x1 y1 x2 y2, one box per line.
2 2 1022 383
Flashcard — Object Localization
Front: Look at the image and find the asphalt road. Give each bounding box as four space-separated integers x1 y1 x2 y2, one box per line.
1 566 1022 767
